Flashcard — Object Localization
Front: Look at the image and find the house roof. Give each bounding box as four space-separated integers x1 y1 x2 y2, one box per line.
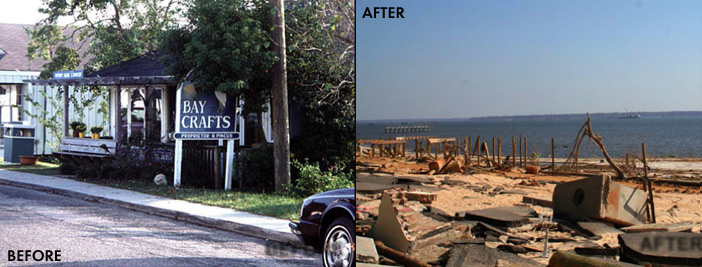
87 51 168 77
0 23 90 72
0 23 47 71
25 52 177 86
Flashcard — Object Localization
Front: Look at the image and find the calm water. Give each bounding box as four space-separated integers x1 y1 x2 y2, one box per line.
357 117 702 158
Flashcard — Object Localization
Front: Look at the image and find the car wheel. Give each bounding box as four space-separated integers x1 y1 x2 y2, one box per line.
323 217 354 267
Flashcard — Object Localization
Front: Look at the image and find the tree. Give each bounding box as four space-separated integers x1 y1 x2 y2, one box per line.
29 0 182 72
286 0 355 174
160 0 277 114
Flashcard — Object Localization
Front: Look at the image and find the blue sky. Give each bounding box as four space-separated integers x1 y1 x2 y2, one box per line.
357 0 702 120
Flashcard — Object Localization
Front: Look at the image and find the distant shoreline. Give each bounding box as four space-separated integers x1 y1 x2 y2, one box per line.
358 111 702 124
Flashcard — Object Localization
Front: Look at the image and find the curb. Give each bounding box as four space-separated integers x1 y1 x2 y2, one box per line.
0 177 312 251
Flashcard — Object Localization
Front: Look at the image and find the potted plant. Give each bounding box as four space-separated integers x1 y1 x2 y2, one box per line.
76 124 87 138
90 126 103 139
70 121 82 137
19 156 39 165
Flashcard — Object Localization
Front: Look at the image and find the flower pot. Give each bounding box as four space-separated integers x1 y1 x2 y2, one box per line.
78 132 85 138
73 131 80 137
19 156 39 165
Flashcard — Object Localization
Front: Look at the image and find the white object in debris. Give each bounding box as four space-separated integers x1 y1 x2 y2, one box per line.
154 174 167 186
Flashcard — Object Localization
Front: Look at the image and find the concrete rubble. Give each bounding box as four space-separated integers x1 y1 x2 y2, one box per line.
356 159 702 267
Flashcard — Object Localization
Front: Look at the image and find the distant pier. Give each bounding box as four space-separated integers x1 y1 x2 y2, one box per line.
384 125 431 133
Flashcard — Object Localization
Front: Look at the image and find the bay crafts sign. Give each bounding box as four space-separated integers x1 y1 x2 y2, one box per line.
175 81 240 140
173 76 242 190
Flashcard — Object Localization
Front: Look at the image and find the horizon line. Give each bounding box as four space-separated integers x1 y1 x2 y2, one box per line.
357 110 702 122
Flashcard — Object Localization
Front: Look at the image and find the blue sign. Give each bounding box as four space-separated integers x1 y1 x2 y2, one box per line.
175 78 239 140
53 70 84 79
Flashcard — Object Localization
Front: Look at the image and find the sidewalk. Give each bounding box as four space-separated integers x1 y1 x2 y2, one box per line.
0 169 303 247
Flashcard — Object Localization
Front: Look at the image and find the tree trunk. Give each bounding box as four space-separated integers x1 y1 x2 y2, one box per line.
271 0 291 192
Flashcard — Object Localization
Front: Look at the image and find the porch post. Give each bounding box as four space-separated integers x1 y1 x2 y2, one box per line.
114 85 121 142
160 87 169 143
63 85 69 137
126 89 132 138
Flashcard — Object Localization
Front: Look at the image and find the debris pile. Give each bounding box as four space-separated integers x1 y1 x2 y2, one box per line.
356 171 702 266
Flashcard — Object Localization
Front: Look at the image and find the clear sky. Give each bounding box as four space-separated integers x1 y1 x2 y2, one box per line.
0 0 73 25
357 0 702 120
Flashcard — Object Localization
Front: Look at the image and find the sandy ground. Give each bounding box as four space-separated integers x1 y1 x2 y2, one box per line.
356 154 702 266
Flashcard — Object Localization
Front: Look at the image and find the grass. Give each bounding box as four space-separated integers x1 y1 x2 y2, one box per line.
75 178 304 220
0 161 61 176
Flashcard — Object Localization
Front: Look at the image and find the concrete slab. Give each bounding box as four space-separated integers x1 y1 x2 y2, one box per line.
368 192 411 253
522 196 553 208
618 232 702 266
356 236 380 263
0 169 300 245
578 221 624 236
357 182 406 194
620 223 694 233
553 175 648 226
446 244 543 267
459 206 536 227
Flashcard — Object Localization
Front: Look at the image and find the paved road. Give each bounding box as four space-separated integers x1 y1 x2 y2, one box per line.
0 185 321 266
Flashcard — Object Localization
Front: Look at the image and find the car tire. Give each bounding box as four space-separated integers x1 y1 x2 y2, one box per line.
322 217 355 267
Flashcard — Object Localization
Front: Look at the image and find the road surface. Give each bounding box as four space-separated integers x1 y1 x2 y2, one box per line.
0 185 321 266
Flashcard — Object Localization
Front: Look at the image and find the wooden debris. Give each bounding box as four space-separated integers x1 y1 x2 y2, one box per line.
374 240 431 267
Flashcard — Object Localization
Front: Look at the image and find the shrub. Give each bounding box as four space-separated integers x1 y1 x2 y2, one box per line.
285 159 353 197
237 145 275 192
58 162 75 175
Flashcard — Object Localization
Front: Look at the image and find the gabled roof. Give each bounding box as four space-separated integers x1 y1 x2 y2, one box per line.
87 52 168 77
0 23 47 71
0 23 90 72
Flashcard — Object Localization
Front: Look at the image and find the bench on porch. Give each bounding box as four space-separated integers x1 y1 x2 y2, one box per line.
53 138 117 165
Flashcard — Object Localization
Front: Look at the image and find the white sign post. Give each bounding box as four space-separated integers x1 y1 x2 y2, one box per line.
173 76 241 190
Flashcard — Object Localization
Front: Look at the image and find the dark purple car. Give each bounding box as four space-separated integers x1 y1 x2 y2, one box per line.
289 188 355 267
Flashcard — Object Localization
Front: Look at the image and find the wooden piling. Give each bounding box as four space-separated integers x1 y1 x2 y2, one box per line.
464 136 468 166
467 137 472 166
482 142 491 167
497 137 502 166
414 140 419 159
551 138 555 170
519 135 522 167
512 138 517 167
371 144 376 157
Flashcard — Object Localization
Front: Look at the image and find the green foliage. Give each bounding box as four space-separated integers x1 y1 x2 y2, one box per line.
75 123 87 133
38 46 81 79
285 0 355 174
30 0 183 72
18 87 65 149
160 0 277 114
285 159 353 198
90 126 103 134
